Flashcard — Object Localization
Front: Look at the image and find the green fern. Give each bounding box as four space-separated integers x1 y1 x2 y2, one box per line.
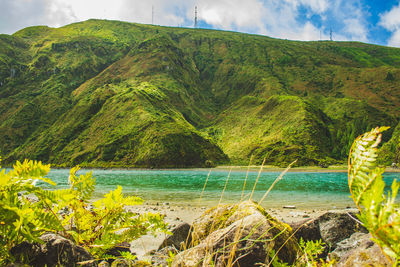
348 126 400 264
0 159 60 264
0 159 169 264
67 166 95 201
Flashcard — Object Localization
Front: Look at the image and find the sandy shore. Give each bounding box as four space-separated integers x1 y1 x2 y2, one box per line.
128 202 358 260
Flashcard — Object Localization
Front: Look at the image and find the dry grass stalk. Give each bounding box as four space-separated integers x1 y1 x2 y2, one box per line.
249 158 266 201
179 159 296 267
259 159 297 205
241 155 254 201
199 168 213 203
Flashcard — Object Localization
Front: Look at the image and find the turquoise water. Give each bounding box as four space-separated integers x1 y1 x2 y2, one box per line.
37 169 399 209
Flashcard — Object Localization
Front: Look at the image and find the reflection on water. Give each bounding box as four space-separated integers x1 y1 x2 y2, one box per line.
36 169 399 209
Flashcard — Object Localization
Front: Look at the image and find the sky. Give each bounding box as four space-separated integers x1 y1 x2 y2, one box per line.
1 0 400 47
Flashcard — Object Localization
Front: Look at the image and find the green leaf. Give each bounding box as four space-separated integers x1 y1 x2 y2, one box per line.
348 126 400 263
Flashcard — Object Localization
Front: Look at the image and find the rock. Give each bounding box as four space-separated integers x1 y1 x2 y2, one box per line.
151 246 178 267
283 205 296 209
330 232 371 261
291 212 367 251
172 201 299 266
332 233 392 266
110 259 151 267
98 261 110 267
11 233 95 267
104 241 132 258
110 259 134 267
291 218 322 243
132 260 152 266
318 212 367 249
159 223 193 251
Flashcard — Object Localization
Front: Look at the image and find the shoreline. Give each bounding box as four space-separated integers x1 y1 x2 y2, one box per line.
45 165 400 173
128 202 358 259
6 163 400 173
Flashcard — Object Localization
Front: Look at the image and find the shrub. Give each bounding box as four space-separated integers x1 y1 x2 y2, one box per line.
0 158 168 264
348 126 400 265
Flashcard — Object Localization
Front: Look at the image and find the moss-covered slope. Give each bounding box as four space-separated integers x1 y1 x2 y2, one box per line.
1 19 400 167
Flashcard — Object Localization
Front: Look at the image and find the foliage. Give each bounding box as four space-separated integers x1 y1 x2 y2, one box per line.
0 159 168 264
298 238 334 267
59 166 169 258
166 250 176 266
0 159 60 263
1 19 400 167
348 126 400 265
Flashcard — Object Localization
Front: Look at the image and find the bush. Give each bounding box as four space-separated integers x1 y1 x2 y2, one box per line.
0 158 168 264
348 127 400 264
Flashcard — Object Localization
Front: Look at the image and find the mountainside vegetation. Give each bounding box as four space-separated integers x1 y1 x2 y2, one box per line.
1 19 400 167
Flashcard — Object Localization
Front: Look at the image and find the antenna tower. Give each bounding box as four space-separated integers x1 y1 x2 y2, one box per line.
330 28 333 41
152 5 154 24
194 6 198 28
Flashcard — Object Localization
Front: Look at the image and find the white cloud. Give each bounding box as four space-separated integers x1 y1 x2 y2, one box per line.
379 3 400 31
0 0 371 44
119 1 176 26
328 0 369 42
343 18 368 42
285 0 330 14
387 30 400 47
379 2 400 47
195 0 267 33
0 0 74 34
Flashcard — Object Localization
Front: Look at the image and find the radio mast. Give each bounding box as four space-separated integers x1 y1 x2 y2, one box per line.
194 6 198 28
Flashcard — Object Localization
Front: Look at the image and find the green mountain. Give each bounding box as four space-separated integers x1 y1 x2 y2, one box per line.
1 19 400 167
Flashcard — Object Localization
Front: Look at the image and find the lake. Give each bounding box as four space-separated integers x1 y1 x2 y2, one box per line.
39 169 399 209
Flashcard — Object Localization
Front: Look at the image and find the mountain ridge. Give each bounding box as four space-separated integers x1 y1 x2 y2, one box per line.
1 19 400 167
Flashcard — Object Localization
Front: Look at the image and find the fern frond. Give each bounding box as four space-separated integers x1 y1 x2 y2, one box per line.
348 126 389 207
348 126 400 263
68 167 95 201
1 159 168 263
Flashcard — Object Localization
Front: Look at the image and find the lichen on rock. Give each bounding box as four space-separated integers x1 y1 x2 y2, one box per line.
172 200 300 266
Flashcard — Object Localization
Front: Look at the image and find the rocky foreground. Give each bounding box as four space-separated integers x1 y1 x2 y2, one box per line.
8 201 391 266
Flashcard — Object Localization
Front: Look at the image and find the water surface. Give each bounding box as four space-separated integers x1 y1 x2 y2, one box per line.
39 169 399 209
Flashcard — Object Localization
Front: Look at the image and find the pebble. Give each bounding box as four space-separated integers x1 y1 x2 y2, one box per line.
283 205 296 209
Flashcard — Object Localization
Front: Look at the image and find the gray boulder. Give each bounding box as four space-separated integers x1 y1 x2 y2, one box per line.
330 232 370 261
291 212 367 251
151 246 178 267
104 241 133 263
98 261 110 267
172 201 300 267
110 259 134 267
11 233 95 267
318 212 367 249
158 222 192 251
332 232 392 266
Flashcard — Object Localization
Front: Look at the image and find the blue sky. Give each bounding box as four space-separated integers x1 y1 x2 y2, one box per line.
1 0 400 47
